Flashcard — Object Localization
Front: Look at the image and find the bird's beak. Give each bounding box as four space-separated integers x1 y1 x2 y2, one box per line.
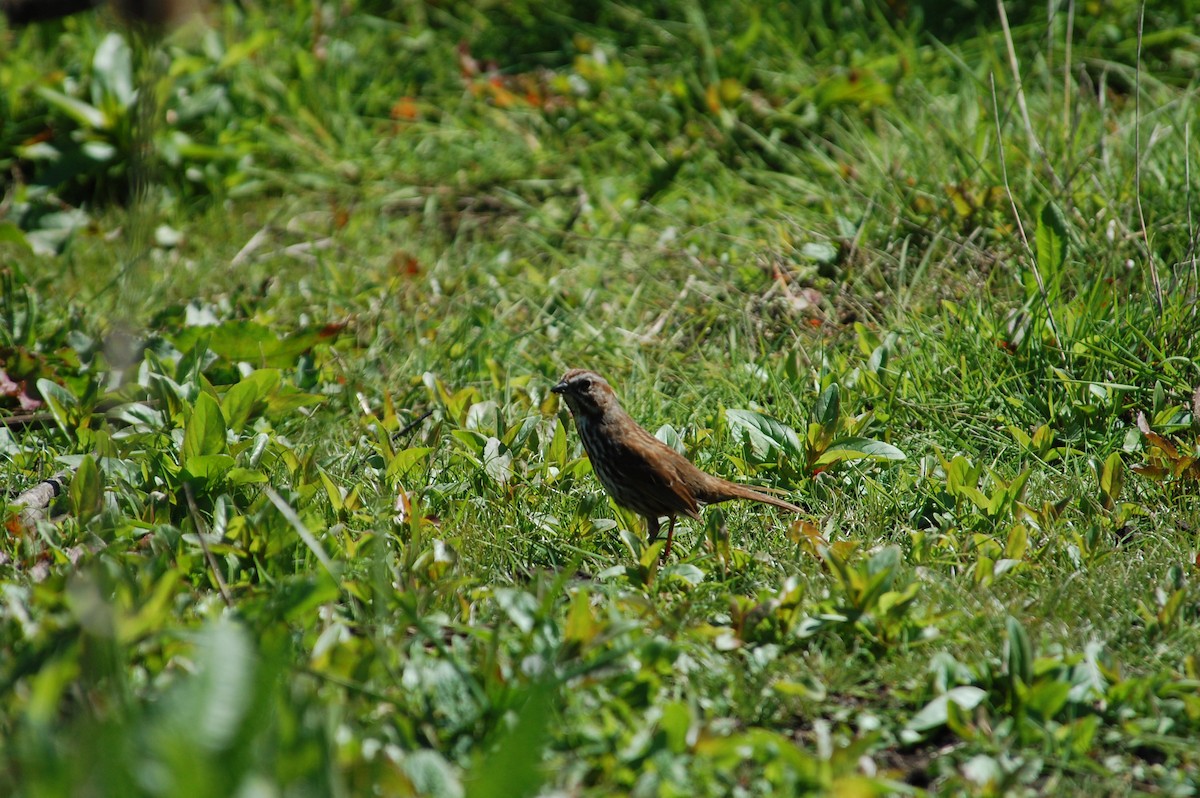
550 380 567 395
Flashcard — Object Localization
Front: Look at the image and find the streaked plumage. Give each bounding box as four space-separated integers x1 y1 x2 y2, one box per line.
551 369 801 557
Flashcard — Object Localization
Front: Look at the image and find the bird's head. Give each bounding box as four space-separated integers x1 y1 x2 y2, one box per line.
551 369 620 419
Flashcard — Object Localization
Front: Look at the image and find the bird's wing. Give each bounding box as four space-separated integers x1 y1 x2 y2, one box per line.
616 426 702 518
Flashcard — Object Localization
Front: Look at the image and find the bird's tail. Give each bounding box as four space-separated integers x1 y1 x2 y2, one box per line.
704 478 802 514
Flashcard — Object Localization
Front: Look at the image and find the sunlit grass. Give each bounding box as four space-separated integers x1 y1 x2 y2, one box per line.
2 1 1200 795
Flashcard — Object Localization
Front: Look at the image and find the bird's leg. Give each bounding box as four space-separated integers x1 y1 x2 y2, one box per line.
663 515 676 559
646 515 660 544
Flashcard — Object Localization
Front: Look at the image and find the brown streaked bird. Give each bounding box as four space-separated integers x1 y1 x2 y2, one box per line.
551 368 802 557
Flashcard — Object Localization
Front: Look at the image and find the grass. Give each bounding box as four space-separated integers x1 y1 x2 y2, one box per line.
2 0 1200 795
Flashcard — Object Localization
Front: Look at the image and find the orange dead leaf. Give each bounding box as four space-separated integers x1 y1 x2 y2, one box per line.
318 321 348 338
392 252 421 276
393 489 412 524
390 96 419 121
830 540 858 561
705 82 721 114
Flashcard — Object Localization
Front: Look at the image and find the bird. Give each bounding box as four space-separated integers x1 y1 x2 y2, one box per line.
551 368 802 558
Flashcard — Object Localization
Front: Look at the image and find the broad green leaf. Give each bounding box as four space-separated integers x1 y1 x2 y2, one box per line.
659 701 692 754
222 369 281 433
1006 615 1033 686
725 408 803 459
655 423 685 455
814 436 906 465
546 418 568 466
92 33 135 108
69 455 103 519
1025 679 1071 719
168 618 255 750
773 677 827 700
563 589 598 646
662 563 705 585
35 378 78 434
0 222 32 251
405 751 463 798
36 87 108 129
171 322 334 368
811 384 840 445
465 682 554 798
1099 451 1124 505
263 386 325 415
226 467 268 486
184 392 227 462
318 468 344 513
493 588 538 634
1035 201 1068 277
906 686 987 732
388 446 434 482
183 454 235 481
483 437 513 486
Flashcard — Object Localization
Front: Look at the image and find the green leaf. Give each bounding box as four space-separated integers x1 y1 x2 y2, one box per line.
1006 615 1033 687
171 322 334 368
1035 202 1068 278
812 384 840 445
466 683 556 798
815 436 906 465
546 418 568 467
659 701 692 754
1025 679 1071 719
483 437 513 486
35 378 78 434
184 392 228 462
226 467 268 486
0 222 33 251
69 455 103 520
1099 451 1123 505
725 408 803 459
183 454 235 481
906 686 987 732
36 87 108 129
167 618 255 750
221 369 281 433
388 446 434 482
92 33 135 108
655 423 685 455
